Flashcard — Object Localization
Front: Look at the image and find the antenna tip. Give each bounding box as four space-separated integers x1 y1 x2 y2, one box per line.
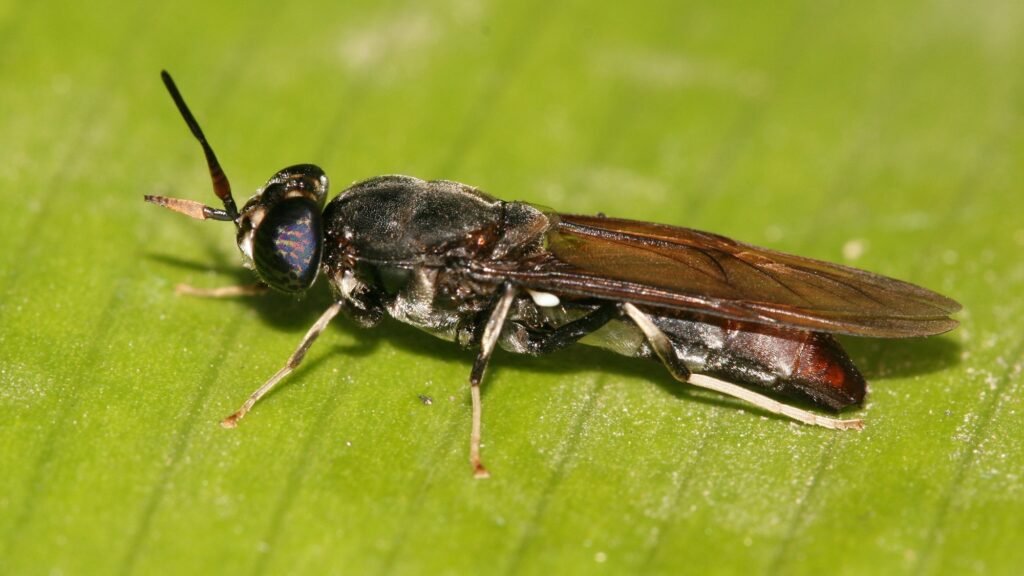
144 194 229 221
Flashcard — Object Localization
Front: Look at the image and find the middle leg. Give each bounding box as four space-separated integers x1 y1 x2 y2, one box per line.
516 302 620 356
467 284 518 478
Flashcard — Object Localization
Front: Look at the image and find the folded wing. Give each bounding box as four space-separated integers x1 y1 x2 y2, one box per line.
479 214 960 338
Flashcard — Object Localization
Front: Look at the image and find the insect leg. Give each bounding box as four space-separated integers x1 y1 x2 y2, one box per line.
175 282 268 297
620 303 863 430
221 301 343 428
469 284 517 479
519 303 619 355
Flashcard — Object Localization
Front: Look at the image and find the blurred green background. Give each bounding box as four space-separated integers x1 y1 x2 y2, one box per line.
1 1 1021 574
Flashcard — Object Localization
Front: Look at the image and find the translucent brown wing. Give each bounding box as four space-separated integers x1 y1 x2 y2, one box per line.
476 214 960 337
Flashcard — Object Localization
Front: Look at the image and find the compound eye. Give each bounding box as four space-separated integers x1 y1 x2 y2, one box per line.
252 197 323 293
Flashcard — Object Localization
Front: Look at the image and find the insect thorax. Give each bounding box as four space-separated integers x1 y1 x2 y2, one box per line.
320 174 552 344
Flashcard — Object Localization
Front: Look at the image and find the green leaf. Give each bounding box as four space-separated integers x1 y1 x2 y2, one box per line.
2 1 1021 574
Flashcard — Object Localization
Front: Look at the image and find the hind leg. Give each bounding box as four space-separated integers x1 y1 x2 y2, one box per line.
621 303 863 430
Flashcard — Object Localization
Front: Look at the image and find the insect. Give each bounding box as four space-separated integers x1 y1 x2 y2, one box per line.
146 71 960 478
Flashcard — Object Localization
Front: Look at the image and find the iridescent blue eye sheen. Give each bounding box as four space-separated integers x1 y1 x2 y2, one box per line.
253 197 323 292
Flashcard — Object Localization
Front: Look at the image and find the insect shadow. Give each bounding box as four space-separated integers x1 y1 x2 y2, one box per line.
841 336 962 382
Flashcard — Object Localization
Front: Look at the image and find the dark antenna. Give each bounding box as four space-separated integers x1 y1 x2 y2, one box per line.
160 70 239 221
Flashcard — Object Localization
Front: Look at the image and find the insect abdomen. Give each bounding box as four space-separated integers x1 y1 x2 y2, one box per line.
656 315 866 411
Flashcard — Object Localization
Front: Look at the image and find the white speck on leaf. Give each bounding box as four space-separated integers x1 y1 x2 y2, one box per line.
842 238 867 261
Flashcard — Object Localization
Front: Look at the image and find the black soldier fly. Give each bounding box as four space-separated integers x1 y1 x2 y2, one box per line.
146 71 960 478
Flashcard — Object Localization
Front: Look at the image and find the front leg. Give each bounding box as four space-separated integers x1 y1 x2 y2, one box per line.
468 283 517 478
175 282 269 297
220 301 343 427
